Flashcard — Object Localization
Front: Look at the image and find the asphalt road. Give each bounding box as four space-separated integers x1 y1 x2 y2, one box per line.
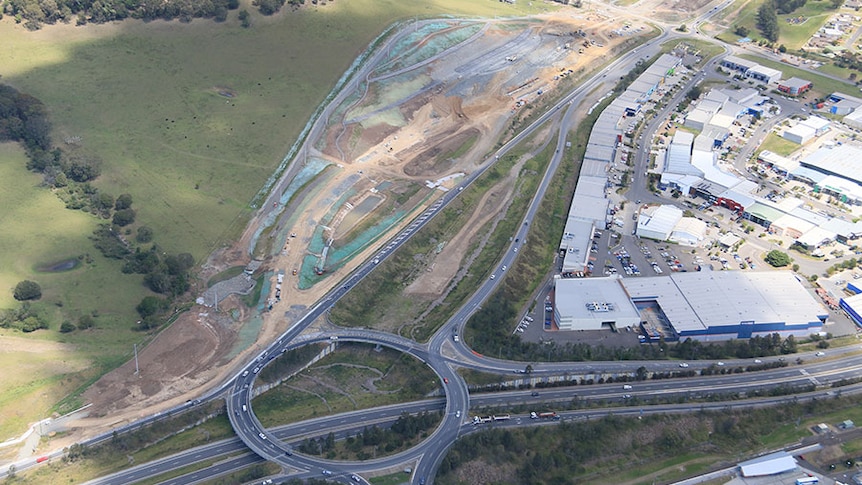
26 6 862 485
86 352 862 484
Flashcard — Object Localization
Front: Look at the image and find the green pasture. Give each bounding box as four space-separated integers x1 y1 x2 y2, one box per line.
716 0 765 43
717 0 837 49
0 143 152 438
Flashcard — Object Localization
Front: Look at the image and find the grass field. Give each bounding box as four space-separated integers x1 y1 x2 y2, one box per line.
778 0 837 49
0 2 554 260
0 0 554 441
716 0 837 49
0 143 156 438
758 132 801 157
253 343 438 427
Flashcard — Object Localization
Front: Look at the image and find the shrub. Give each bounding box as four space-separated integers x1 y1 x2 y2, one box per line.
13 280 42 301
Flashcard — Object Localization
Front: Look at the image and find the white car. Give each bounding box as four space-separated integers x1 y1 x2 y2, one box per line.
717 362 725 366
490 274 495 280
679 362 689 368
502 265 507 271
815 351 826 357
754 359 762 364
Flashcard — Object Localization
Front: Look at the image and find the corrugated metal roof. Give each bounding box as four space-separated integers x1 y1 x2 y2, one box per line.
555 277 642 331
800 144 862 185
739 451 797 477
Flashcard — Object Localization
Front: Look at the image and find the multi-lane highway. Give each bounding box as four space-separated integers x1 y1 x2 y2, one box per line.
28 5 862 485
85 353 862 485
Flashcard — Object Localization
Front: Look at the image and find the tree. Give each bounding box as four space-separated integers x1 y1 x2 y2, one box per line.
93 192 115 217
685 86 703 101
734 25 749 37
778 44 787 53
60 321 76 333
136 226 154 243
114 193 133 210
113 208 136 227
13 280 41 301
63 154 102 182
765 250 791 267
136 296 166 318
757 1 779 42
238 8 250 27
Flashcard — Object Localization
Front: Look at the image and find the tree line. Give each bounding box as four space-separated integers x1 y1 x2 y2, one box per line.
2 0 240 30
1 0 325 30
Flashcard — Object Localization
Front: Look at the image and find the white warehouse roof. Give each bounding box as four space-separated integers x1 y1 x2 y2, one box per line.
637 205 683 241
670 217 707 246
621 271 827 334
555 277 642 331
739 451 797 477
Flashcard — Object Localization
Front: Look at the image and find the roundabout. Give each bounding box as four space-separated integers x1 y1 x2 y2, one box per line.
226 330 468 481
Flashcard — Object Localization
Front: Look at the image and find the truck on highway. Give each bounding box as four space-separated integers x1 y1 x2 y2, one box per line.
530 411 557 419
493 414 511 421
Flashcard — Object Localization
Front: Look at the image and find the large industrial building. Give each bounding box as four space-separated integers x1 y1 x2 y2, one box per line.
554 272 827 341
558 53 684 274
554 277 642 331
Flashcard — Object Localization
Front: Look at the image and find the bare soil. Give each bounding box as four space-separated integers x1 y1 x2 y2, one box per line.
57 10 654 444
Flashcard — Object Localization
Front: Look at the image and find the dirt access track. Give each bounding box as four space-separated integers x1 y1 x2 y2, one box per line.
70 9 652 441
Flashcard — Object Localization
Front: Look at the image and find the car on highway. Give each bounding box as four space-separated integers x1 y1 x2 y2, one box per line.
258 432 267 440
754 359 762 364
717 362 725 366
351 475 361 482
679 362 689 368
514 247 518 252
502 265 507 271
443 377 449 384
490 274 496 280
815 351 826 356
322 470 332 476
531 391 539 397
